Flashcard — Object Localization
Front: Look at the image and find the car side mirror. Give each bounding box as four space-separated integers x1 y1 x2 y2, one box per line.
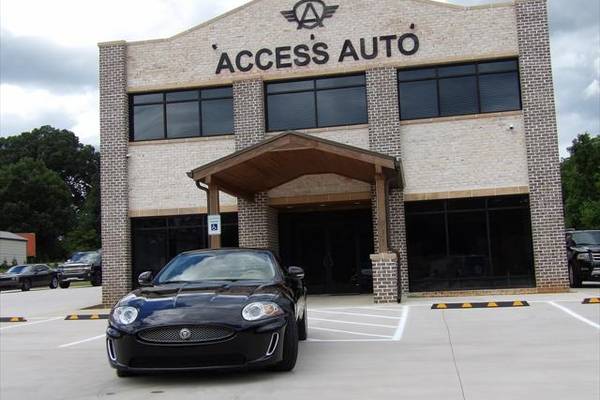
288 266 305 280
138 271 154 287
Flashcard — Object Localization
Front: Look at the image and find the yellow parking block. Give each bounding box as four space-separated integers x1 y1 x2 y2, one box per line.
583 298 600 304
0 317 27 323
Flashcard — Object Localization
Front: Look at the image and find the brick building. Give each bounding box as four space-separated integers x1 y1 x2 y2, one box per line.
99 0 568 306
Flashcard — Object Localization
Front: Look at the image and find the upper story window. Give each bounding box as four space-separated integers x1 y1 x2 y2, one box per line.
266 74 367 131
398 59 521 121
130 87 234 141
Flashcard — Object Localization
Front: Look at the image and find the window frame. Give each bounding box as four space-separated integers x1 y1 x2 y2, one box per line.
398 59 522 121
129 86 234 142
264 73 368 132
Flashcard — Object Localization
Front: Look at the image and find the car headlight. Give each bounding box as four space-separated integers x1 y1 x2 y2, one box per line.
112 306 138 325
242 302 283 321
577 253 592 261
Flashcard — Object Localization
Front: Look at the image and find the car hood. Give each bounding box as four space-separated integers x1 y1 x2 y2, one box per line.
0 272 18 279
116 281 288 329
573 245 600 253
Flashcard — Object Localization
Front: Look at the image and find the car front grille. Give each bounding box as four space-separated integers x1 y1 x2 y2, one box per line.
137 326 235 344
592 253 600 262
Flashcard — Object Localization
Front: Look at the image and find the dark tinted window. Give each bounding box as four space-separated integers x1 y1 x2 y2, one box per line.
479 72 521 112
268 92 317 130
317 87 367 127
406 195 534 292
130 87 233 141
202 99 234 135
399 80 438 119
133 104 164 140
439 76 479 116
398 59 521 120
166 102 199 138
266 74 367 131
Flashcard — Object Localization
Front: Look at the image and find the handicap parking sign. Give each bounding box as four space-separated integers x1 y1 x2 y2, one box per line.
207 215 221 236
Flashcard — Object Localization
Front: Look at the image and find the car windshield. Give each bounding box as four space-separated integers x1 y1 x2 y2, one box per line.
68 252 99 263
155 250 277 284
572 231 600 246
7 266 29 274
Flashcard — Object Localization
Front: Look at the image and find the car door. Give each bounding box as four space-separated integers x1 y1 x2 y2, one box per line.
33 265 50 287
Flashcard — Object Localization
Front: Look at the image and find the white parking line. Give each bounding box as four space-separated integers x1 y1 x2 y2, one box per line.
58 334 105 348
0 317 63 331
392 306 409 341
311 317 397 328
310 326 393 338
547 301 600 330
309 309 401 320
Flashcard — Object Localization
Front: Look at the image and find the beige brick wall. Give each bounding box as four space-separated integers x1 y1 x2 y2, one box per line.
401 112 529 195
128 136 237 213
126 0 518 91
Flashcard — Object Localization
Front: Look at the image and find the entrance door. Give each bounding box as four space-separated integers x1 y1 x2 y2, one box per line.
279 209 374 294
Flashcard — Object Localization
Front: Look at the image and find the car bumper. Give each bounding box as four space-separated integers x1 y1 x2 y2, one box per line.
106 319 287 372
59 272 91 282
0 280 19 289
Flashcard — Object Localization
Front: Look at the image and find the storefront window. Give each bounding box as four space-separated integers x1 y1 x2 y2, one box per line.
398 59 521 120
266 74 367 131
405 195 534 292
131 213 239 286
130 87 233 141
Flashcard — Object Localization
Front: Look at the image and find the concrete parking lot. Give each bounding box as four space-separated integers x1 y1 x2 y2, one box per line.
1 286 599 400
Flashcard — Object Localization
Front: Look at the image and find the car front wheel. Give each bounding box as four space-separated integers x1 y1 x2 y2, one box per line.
272 317 298 372
59 281 71 289
49 277 59 289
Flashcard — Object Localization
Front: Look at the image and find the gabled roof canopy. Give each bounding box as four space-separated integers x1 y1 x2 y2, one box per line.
187 132 402 201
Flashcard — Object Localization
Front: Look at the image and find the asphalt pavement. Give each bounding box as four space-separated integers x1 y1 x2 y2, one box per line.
1 285 599 400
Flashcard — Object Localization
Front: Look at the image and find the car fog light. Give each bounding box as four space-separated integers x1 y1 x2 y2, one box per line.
113 306 138 325
242 302 283 321
577 253 592 262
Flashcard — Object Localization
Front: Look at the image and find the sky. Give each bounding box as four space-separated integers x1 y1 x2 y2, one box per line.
0 0 598 157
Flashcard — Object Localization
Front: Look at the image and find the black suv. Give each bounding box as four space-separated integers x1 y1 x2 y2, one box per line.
57 250 102 288
566 230 600 287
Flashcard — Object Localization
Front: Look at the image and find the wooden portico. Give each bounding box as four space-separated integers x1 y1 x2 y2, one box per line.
187 131 403 253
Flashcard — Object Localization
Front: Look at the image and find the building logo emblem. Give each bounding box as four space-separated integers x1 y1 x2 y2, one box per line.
281 0 339 30
179 328 192 340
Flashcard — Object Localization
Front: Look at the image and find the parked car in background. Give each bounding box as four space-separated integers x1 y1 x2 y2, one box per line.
106 248 307 377
566 230 600 287
0 264 59 291
58 250 102 288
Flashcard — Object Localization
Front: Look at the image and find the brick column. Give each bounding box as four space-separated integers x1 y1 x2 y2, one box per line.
233 79 278 253
516 0 569 290
370 253 399 303
366 67 408 301
99 41 131 306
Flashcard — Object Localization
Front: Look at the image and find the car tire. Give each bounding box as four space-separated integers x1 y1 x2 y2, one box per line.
272 317 298 372
49 277 59 289
116 369 135 378
21 279 31 292
59 281 71 289
569 265 583 288
298 308 307 341
91 275 102 287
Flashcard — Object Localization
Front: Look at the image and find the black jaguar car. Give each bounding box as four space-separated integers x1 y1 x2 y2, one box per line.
106 248 307 377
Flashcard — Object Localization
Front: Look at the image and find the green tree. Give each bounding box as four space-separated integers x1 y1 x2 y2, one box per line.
561 133 600 229
0 158 74 260
0 125 99 208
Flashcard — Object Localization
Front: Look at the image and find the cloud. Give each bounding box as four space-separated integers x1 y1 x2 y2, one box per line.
0 84 99 145
0 30 97 92
584 79 600 98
